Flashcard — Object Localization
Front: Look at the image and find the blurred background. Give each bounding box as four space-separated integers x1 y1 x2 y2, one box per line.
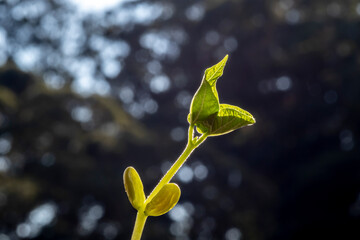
0 0 359 239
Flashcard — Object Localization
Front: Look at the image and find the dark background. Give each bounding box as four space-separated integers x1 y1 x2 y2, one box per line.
0 0 359 239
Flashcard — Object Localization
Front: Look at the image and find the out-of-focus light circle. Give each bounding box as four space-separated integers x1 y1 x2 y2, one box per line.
29 203 57 226
0 138 11 155
175 91 192 109
149 75 170 93
0 157 10 173
103 223 118 239
225 227 242 240
205 30 220 46
101 60 122 78
327 3 341 17
146 60 162 75
224 37 238 52
143 99 158 114
41 153 56 167
285 9 300 24
0 233 10 240
275 76 292 91
356 4 360 15
170 127 186 142
185 3 205 21
119 87 134 104
194 164 208 181
16 223 31 238
339 129 354 151
128 102 144 119
169 205 188 222
177 165 194 183
71 106 93 123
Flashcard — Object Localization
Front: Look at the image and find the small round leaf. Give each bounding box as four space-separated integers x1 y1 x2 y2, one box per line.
123 167 146 210
144 183 181 217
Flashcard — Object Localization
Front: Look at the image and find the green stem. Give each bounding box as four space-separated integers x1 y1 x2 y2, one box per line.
131 212 148 240
145 125 207 205
130 125 208 240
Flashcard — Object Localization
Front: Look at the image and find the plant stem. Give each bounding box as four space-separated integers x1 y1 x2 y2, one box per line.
130 125 208 240
131 212 148 240
145 125 207 205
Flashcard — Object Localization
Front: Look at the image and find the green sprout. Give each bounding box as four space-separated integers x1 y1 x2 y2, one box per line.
123 55 255 240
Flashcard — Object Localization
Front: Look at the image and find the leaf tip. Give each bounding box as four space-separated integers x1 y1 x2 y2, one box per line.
250 115 256 125
219 54 229 66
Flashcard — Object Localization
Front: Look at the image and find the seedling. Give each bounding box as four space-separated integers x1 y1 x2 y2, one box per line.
124 55 255 240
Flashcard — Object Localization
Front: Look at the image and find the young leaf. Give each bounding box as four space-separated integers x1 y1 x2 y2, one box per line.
188 55 228 124
144 183 181 216
195 104 255 136
123 167 146 210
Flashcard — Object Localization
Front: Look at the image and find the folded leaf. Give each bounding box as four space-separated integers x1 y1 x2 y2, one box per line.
196 104 255 136
144 183 181 216
123 167 146 210
188 55 228 124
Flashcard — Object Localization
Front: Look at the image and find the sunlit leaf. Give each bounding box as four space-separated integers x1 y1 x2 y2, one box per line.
144 183 181 216
123 167 146 210
188 55 228 124
196 104 255 136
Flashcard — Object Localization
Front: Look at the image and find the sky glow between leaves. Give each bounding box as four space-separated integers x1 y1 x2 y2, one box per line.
68 0 135 13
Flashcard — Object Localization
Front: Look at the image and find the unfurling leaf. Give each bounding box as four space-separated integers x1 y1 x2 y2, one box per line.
188 55 228 124
123 167 146 210
196 104 256 136
144 183 181 216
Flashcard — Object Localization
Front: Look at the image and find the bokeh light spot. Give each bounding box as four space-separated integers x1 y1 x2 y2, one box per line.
142 98 158 114
185 3 205 21
149 75 171 93
29 203 57 226
339 129 354 151
285 9 300 24
193 162 208 181
275 76 292 91
170 127 186 142
175 91 192 109
169 205 189 222
0 234 10 240
205 30 220 46
357 4 360 15
0 156 10 173
0 137 11 155
177 165 194 183
16 223 31 238
224 37 238 52
41 153 56 167
225 227 242 240
101 59 122 78
119 86 135 104
71 106 93 123
128 102 144 119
